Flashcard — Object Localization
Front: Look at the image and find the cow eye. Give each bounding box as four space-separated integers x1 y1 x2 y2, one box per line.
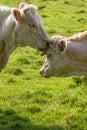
46 54 51 58
32 24 36 28
28 24 38 29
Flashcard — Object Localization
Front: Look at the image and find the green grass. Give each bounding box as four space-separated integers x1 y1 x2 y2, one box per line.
0 0 87 130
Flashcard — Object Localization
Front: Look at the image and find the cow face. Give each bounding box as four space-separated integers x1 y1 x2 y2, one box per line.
12 2 48 49
40 36 67 77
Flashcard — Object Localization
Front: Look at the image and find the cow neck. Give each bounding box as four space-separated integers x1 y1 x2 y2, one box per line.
65 38 87 63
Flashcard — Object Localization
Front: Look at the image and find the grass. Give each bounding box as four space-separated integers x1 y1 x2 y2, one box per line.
0 0 87 130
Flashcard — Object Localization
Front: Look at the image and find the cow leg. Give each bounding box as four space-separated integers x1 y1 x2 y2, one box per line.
0 40 9 70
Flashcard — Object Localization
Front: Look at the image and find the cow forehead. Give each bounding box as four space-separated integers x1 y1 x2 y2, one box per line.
21 4 42 24
29 4 37 10
24 4 37 13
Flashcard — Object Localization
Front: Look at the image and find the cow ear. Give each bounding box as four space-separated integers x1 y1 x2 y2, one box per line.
19 2 28 9
57 39 67 54
12 9 21 21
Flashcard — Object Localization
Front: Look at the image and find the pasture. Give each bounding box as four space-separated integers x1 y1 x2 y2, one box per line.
0 0 87 130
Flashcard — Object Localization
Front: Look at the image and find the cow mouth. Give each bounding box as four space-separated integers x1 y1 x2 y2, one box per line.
37 47 48 56
40 69 50 78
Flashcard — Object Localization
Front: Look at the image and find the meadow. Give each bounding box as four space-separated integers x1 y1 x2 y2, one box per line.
0 0 87 130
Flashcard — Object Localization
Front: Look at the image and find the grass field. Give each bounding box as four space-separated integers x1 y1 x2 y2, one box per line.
0 0 87 130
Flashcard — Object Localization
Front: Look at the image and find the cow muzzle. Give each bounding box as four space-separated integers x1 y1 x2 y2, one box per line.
40 62 51 78
40 69 49 77
37 38 54 56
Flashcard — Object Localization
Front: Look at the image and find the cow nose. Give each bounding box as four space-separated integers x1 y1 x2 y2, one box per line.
40 69 49 78
40 69 44 76
40 70 42 75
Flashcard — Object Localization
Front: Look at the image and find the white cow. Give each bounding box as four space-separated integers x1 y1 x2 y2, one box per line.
0 2 48 70
40 31 87 77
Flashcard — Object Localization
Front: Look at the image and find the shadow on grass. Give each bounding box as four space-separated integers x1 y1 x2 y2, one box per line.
0 108 64 130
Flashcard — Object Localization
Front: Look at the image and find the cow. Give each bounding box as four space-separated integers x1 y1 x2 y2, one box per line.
40 31 87 77
0 2 48 70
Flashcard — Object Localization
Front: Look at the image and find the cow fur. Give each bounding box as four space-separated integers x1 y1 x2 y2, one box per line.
0 3 48 70
40 31 87 77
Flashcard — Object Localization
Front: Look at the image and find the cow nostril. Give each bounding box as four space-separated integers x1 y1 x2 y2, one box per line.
40 70 42 75
40 69 44 75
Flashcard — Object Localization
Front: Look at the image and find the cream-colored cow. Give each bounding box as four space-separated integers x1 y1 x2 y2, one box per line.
40 31 87 77
0 2 48 70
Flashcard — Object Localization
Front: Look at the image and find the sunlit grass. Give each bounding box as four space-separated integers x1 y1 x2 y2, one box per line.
0 0 87 130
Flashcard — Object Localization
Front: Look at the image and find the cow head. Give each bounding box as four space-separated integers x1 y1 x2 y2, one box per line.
40 35 67 77
12 2 48 49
